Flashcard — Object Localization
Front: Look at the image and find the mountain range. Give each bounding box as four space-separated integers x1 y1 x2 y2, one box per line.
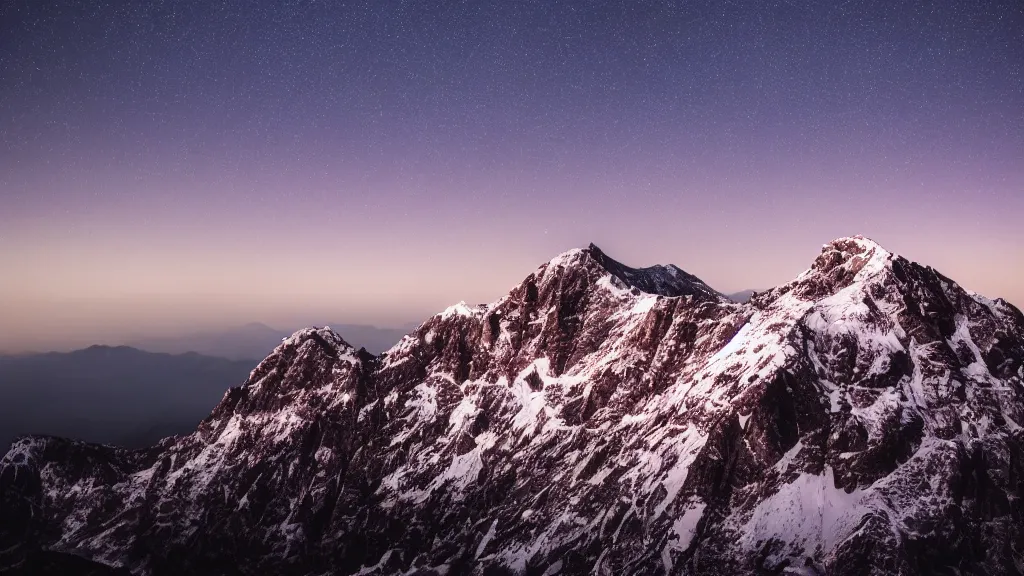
125 322 408 360
2 237 1023 575
0 347 257 450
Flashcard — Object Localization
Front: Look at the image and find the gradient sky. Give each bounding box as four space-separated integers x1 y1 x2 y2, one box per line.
2 0 1022 352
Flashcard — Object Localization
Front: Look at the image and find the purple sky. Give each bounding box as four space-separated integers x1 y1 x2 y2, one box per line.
1 0 1022 352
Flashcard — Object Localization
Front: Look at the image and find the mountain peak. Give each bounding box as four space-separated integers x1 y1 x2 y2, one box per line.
822 235 891 260
543 243 722 300
275 326 357 359
812 235 892 279
748 236 897 306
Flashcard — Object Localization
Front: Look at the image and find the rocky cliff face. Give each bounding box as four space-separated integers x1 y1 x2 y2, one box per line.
2 237 1024 576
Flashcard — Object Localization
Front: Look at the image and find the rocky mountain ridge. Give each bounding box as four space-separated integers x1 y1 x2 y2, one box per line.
2 237 1023 575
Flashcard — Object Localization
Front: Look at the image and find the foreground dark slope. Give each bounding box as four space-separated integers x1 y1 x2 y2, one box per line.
2 238 1024 575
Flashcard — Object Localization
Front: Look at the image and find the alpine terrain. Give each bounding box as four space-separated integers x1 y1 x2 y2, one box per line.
2 237 1023 576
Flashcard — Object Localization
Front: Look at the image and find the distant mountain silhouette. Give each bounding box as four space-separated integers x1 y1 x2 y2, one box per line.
726 289 759 302
126 322 407 360
0 346 255 450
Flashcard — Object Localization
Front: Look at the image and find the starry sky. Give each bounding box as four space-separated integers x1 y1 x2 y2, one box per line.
2 0 1022 351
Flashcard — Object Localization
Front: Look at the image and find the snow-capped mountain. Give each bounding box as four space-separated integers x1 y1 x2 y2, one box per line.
2 237 1023 575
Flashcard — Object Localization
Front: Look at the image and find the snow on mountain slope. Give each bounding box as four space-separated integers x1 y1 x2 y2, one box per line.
2 237 1023 576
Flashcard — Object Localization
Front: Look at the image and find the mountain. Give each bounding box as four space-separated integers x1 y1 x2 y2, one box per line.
320 324 410 356
0 347 256 450
3 237 1024 575
725 289 758 303
126 322 406 360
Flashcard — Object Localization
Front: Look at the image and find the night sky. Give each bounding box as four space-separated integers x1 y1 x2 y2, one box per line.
2 0 1022 351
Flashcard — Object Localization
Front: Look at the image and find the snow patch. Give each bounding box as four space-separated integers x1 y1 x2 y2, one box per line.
662 500 706 570
418 449 485 502
630 295 659 315
441 301 477 319
708 320 754 364
739 468 868 562
672 502 705 550
475 519 498 559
